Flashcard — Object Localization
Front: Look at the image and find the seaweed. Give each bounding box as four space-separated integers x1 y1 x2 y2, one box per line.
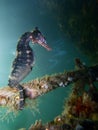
0 58 98 129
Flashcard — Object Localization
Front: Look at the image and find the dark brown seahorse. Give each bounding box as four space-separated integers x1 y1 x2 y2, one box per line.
8 27 51 110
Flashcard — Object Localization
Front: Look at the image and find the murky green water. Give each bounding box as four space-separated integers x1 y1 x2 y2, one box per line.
0 0 96 130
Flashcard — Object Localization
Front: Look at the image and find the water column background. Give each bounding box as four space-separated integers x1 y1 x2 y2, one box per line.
0 0 90 130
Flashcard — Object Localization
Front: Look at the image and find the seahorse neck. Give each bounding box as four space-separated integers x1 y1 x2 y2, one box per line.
17 32 32 51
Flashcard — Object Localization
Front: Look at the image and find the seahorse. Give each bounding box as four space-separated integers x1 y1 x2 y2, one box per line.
8 27 51 110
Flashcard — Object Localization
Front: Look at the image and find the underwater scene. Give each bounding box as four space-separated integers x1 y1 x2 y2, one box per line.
0 0 98 130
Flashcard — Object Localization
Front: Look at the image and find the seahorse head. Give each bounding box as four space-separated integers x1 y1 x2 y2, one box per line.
30 27 52 51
